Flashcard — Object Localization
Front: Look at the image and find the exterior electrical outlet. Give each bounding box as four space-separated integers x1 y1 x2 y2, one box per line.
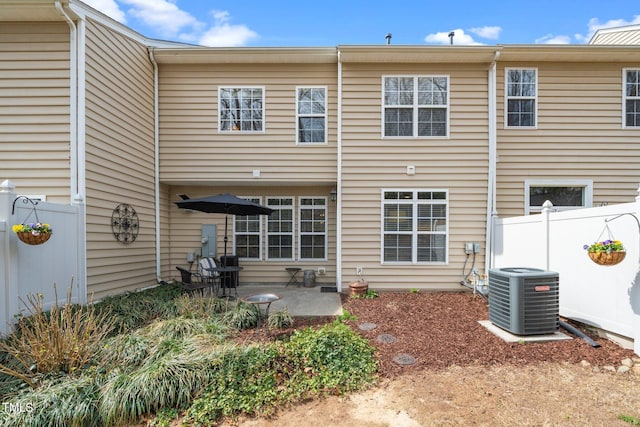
473 242 481 253
465 242 474 254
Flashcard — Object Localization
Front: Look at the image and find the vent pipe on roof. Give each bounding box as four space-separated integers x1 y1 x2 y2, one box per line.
385 33 392 44
448 31 455 45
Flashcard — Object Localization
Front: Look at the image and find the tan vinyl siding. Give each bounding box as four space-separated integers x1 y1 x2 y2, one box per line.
168 185 337 286
495 62 640 217
0 22 70 201
341 62 489 290
84 20 156 298
590 28 640 45
158 63 337 184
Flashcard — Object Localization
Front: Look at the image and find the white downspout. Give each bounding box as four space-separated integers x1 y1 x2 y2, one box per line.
336 48 343 292
55 0 78 201
485 50 500 274
56 1 87 302
149 48 162 282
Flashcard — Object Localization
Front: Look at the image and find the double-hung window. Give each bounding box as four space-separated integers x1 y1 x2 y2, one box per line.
219 87 264 132
267 197 294 260
383 76 449 137
506 68 537 127
297 87 326 143
525 180 593 215
382 190 448 263
234 197 262 259
624 69 640 127
299 197 327 260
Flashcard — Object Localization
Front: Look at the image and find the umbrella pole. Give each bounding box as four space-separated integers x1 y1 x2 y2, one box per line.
223 215 228 266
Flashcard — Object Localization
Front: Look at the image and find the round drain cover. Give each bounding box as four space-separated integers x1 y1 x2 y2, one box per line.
358 322 377 331
393 353 416 365
376 333 397 343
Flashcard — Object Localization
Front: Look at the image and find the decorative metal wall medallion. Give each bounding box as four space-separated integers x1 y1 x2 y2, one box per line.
111 203 139 244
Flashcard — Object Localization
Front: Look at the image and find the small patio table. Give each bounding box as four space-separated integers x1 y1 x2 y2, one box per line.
285 267 302 287
206 265 243 299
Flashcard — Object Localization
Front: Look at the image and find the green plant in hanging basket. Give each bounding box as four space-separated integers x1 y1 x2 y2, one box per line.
583 239 626 266
12 222 53 245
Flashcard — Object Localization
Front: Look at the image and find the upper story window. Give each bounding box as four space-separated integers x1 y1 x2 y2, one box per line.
624 69 640 128
506 68 537 128
382 190 448 264
383 76 449 138
525 180 593 215
219 87 264 132
297 87 327 143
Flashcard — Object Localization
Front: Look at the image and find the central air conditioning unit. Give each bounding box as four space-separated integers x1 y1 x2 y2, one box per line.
488 267 559 336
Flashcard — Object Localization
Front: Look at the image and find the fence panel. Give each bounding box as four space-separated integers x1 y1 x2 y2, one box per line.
492 199 640 355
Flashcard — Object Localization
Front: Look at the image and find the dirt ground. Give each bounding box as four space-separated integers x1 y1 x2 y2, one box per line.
224 292 640 427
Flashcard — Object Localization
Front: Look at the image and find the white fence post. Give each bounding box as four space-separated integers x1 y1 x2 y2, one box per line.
633 186 640 355
541 200 553 271
0 180 18 335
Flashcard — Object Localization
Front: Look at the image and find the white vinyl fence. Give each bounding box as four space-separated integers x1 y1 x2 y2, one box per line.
0 180 83 335
492 189 640 355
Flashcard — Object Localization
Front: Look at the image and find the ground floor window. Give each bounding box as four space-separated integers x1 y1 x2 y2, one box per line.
234 197 262 259
299 197 327 260
525 180 593 214
382 189 448 264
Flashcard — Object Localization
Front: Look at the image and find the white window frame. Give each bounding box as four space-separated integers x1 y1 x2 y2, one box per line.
382 75 450 139
233 196 263 261
524 180 593 215
505 68 538 129
266 197 295 261
623 68 640 128
298 197 328 261
381 189 449 265
296 86 327 144
218 86 265 133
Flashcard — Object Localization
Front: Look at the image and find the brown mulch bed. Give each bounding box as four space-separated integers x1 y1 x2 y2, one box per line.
340 291 636 378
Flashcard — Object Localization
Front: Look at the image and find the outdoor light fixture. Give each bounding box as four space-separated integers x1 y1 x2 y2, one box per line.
330 187 337 202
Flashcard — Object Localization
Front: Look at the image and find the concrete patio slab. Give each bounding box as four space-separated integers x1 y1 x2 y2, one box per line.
236 284 343 317
478 320 573 343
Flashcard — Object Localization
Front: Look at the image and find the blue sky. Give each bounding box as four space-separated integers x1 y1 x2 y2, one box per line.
83 0 640 47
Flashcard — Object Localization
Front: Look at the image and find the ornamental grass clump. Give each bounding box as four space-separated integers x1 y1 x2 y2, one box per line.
0 285 114 388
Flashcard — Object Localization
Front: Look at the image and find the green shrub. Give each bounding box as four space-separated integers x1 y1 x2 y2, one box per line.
283 323 378 395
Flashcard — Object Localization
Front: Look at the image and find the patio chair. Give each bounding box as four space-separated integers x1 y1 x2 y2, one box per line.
198 257 221 296
175 266 208 295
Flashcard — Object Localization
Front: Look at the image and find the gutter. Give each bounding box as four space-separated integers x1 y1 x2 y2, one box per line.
149 48 162 282
485 50 500 274
336 48 343 292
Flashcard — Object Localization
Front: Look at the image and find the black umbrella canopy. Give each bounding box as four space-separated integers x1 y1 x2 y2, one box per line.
174 193 273 216
174 193 273 261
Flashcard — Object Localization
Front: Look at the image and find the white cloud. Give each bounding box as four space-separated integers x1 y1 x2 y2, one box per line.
83 0 126 23
470 26 502 40
576 14 640 42
198 9 259 47
119 0 200 37
424 29 483 45
535 34 571 44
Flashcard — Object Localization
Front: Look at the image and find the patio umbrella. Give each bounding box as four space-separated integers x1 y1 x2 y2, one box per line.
174 193 273 261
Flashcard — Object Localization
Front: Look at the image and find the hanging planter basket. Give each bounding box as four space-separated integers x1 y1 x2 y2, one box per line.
588 250 626 266
11 196 53 246
584 223 626 266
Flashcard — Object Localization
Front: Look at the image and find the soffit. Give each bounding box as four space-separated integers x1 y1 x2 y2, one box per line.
0 0 70 21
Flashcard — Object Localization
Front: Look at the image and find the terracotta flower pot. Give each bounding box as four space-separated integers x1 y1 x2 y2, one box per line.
349 280 368 296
